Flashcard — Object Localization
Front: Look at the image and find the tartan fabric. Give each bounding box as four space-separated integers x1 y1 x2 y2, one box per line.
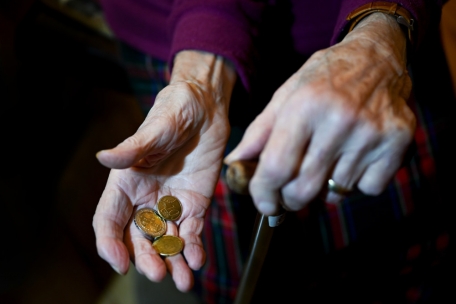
119 44 452 303
192 178 244 304
118 43 170 116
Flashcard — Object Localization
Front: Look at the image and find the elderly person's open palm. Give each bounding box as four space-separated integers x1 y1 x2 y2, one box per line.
93 50 236 292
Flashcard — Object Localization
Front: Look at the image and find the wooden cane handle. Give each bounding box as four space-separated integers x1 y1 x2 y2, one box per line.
225 160 258 195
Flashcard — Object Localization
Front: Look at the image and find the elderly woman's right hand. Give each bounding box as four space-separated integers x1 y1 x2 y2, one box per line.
224 13 416 215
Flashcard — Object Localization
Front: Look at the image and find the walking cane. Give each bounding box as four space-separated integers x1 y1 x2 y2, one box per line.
226 160 287 304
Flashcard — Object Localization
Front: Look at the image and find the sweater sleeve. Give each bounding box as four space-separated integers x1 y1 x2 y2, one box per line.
330 0 448 49
167 0 265 91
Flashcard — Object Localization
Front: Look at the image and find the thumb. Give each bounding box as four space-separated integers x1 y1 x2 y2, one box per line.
96 136 147 169
224 114 273 165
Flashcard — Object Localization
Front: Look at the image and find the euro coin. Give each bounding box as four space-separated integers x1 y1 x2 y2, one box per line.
152 235 184 257
134 208 166 239
157 195 183 221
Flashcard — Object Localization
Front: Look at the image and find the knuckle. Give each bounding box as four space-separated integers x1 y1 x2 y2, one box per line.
250 167 286 190
123 135 141 147
259 156 291 181
282 178 322 208
299 178 324 198
358 179 385 196
398 119 416 140
326 104 358 131
383 121 416 149
272 85 289 100
306 144 333 163
309 49 326 60
353 125 383 149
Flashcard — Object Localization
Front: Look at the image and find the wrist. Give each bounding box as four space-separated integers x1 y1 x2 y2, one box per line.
344 12 408 71
170 50 237 109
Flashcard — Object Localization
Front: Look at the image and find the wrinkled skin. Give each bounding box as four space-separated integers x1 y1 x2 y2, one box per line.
93 13 416 291
224 13 415 215
93 51 236 292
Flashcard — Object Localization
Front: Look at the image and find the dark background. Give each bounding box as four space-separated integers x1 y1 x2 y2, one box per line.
1 1 455 303
0 1 144 303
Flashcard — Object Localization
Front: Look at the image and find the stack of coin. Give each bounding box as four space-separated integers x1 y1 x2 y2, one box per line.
134 195 184 256
134 208 167 240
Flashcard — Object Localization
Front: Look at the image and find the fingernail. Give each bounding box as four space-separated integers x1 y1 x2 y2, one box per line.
111 264 123 275
224 148 240 164
223 154 233 164
257 201 275 215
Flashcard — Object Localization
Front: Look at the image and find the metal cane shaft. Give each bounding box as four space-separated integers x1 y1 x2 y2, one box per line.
226 160 278 304
234 213 273 304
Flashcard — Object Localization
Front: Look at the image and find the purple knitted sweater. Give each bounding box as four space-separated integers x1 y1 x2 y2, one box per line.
100 0 442 90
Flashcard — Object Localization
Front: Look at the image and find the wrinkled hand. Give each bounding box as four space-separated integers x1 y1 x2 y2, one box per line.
93 51 236 292
224 13 416 215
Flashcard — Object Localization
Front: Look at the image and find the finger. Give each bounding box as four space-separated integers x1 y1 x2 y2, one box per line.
224 83 292 165
249 102 312 215
279 141 334 211
179 217 206 270
128 223 168 282
96 128 162 169
129 216 198 289
323 151 368 203
357 154 404 196
93 186 133 275
157 221 195 291
323 127 381 203
223 111 274 165
356 123 413 195
280 111 353 210
165 254 195 292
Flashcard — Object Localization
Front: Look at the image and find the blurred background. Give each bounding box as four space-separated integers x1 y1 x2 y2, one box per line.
0 0 200 303
0 0 455 303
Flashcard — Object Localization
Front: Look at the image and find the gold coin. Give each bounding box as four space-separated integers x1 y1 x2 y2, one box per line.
152 235 184 257
156 195 183 221
134 208 166 239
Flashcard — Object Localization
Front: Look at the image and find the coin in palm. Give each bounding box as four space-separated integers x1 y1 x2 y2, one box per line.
152 235 184 256
134 208 166 239
157 195 183 221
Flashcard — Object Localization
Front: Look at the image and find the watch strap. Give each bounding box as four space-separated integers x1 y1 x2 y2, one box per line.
346 2 415 45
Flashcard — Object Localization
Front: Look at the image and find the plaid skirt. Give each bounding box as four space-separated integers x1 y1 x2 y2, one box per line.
119 43 454 304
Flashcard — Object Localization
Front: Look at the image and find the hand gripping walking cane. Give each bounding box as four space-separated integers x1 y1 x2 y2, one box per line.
225 160 287 304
